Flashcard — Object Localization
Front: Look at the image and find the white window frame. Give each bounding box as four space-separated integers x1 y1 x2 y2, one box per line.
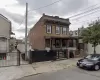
62 27 67 35
56 26 60 34
46 25 52 34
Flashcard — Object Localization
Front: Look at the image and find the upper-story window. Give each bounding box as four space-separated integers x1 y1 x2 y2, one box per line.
62 27 67 35
46 25 52 33
56 26 60 34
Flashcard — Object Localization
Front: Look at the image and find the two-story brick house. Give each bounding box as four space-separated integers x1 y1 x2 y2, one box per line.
28 14 80 58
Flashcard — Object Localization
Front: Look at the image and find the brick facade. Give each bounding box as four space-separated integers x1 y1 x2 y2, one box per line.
28 14 70 50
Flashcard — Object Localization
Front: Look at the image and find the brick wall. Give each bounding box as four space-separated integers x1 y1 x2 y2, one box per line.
28 20 45 50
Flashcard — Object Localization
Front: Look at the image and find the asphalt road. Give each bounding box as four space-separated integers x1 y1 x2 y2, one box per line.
17 67 100 80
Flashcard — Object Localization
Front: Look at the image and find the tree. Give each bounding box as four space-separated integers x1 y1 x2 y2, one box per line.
82 20 100 54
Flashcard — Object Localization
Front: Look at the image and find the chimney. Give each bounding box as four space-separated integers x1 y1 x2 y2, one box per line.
55 16 59 18
43 13 45 16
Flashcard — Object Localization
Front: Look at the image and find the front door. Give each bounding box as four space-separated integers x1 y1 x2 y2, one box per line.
55 39 61 48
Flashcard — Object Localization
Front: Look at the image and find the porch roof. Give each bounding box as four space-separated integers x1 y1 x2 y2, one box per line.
44 36 80 39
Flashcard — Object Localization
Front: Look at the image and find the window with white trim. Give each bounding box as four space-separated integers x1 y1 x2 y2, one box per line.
46 25 52 33
56 26 60 34
62 27 67 35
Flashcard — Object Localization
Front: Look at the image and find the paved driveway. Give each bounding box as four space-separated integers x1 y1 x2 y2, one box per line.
17 67 100 80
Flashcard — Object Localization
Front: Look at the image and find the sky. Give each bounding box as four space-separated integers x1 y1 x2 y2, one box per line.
0 0 100 39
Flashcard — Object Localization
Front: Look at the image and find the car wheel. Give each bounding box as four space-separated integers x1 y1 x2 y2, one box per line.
94 65 100 71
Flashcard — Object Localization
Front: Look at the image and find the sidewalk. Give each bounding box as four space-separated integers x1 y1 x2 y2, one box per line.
0 58 80 80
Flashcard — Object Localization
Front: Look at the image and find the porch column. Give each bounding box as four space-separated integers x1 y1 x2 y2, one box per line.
73 39 77 47
60 39 62 49
67 39 69 47
50 38 52 49
67 49 70 59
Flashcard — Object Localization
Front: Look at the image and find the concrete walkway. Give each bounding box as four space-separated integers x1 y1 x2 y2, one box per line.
0 58 80 80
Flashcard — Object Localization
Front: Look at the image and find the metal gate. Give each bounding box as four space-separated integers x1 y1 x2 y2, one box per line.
0 52 28 67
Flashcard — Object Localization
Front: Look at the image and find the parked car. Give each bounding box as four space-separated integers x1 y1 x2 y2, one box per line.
77 54 100 71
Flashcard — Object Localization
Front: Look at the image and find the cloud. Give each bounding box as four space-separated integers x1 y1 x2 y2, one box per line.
17 0 88 16
1 0 100 39
0 8 24 24
16 27 30 33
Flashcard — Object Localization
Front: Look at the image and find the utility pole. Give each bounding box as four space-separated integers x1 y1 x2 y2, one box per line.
25 3 28 60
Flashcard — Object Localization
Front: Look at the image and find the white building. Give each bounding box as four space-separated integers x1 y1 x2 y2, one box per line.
0 14 12 53
70 27 100 54
70 27 84 37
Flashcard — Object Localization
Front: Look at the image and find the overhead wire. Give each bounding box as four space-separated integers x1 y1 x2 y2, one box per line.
68 6 100 19
71 8 100 20
19 0 63 27
28 0 63 12
19 1 100 28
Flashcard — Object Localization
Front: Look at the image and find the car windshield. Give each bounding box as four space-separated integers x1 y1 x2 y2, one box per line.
85 54 100 60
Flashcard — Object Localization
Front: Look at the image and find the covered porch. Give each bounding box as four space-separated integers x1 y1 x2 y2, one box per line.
45 36 78 49
44 36 79 59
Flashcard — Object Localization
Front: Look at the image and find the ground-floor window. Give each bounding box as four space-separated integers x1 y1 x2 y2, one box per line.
0 53 6 60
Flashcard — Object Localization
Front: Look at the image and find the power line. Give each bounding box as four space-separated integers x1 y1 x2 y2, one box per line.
18 17 25 26
72 16 100 24
28 0 63 12
71 8 100 20
68 6 100 18
19 0 63 27
19 2 100 28
78 3 100 12
71 17 100 28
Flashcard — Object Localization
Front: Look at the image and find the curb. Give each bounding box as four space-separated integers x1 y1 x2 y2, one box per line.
17 63 76 80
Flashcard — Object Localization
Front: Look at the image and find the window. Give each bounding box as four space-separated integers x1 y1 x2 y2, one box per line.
56 26 60 34
46 25 52 33
63 27 67 35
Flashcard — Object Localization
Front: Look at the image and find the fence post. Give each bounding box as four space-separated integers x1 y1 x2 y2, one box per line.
17 49 20 66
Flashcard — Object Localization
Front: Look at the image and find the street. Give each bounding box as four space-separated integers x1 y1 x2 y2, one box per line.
17 67 100 80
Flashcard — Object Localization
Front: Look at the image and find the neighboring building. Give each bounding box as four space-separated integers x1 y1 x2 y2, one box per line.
0 14 14 60
70 27 100 55
28 14 80 58
9 37 16 52
70 27 84 37
69 27 88 56
0 14 13 53
17 39 30 53
70 30 79 37
87 43 100 54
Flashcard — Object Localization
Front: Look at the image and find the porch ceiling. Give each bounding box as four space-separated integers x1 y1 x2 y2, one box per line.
44 36 79 39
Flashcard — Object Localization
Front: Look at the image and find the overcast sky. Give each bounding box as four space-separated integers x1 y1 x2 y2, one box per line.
0 0 100 39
